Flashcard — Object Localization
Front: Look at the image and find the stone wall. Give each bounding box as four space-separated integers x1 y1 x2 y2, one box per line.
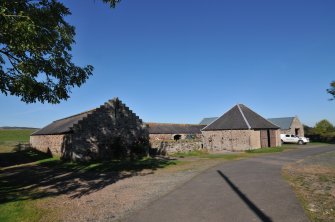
30 98 149 161
30 134 67 156
65 99 149 161
202 130 262 151
150 140 203 155
149 133 202 141
280 117 304 137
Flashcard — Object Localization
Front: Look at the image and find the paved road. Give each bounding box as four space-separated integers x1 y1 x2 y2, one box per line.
124 145 335 222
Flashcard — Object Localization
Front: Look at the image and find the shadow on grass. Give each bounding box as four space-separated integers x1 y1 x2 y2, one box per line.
0 148 52 168
0 151 176 203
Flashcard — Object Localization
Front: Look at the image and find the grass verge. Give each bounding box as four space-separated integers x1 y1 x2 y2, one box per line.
283 151 335 222
0 199 46 222
172 146 291 159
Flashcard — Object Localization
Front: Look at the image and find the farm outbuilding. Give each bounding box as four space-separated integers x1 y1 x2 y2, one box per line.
268 117 305 137
147 123 204 141
202 104 281 151
146 123 205 154
30 98 149 161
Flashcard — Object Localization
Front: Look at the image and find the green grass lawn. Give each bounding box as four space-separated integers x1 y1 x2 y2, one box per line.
0 129 35 142
0 129 35 153
172 146 291 159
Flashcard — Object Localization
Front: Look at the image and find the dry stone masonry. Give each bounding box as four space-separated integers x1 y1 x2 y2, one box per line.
30 98 149 161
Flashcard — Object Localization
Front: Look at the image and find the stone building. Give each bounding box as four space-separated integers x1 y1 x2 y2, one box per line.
267 117 304 137
147 123 204 141
147 123 205 154
30 98 149 161
202 104 281 151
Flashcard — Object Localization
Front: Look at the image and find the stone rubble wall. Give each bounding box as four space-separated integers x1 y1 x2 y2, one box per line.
66 99 149 161
30 98 149 161
30 134 66 156
150 140 203 155
149 133 202 141
202 130 262 151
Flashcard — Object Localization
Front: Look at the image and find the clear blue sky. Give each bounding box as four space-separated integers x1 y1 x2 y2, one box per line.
1 0 334 128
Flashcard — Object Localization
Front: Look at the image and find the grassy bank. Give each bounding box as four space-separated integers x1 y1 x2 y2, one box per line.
283 151 335 222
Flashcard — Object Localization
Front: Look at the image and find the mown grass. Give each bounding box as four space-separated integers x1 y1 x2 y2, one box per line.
0 129 35 143
0 129 35 153
172 146 290 159
35 156 179 173
245 147 284 153
0 129 49 222
0 199 45 222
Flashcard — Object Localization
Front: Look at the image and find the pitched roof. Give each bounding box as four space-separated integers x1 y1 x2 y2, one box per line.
199 117 218 125
267 117 295 130
31 97 135 136
31 109 96 135
147 123 205 134
202 104 279 131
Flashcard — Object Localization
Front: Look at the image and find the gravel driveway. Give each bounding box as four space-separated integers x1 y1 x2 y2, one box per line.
38 158 223 222
124 145 335 222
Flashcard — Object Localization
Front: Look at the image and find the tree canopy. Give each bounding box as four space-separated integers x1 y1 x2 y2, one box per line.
314 119 334 134
327 81 335 100
0 0 120 104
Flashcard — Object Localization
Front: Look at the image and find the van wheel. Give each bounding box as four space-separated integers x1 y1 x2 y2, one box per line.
298 140 304 145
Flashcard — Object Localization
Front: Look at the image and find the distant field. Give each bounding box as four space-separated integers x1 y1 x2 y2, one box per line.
0 129 36 141
0 129 36 153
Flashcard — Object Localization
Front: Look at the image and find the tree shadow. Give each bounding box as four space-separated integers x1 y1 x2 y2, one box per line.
0 156 176 204
217 170 272 222
0 148 52 168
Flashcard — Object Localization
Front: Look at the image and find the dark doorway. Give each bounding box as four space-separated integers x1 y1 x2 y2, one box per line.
267 130 271 147
260 130 269 148
295 128 300 136
173 134 181 141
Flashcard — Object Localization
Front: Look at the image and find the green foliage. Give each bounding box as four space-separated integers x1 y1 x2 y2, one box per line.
305 119 335 143
303 124 313 135
314 119 334 134
327 81 335 100
0 0 120 104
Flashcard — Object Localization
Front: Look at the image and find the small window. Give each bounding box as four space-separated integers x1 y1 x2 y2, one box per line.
286 135 290 137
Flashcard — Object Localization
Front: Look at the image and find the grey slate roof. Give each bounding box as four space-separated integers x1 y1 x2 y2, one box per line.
202 104 279 131
31 109 96 135
199 117 218 125
147 123 205 134
267 117 294 130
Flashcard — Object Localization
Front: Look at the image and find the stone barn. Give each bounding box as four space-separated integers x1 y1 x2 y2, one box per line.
146 123 205 154
267 117 304 137
202 104 281 151
147 123 205 141
30 98 149 161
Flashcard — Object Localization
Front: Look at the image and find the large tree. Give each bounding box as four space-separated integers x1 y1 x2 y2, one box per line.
327 81 335 100
0 0 119 104
314 119 334 134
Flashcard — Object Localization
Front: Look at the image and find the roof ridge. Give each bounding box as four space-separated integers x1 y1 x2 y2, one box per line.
53 108 96 122
146 122 204 126
237 104 251 129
